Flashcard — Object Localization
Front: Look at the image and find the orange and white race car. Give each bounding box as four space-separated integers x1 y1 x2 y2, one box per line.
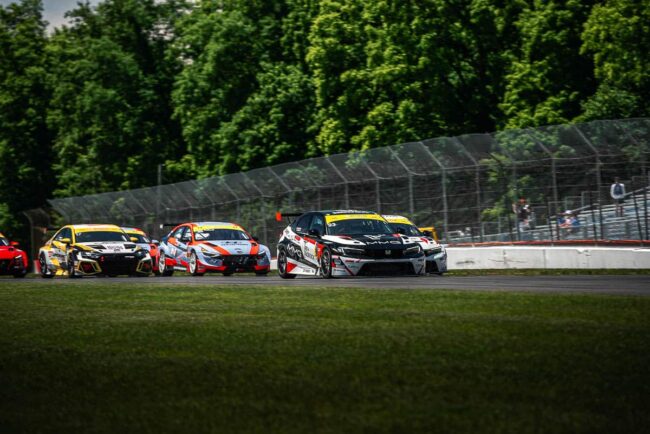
157 222 271 276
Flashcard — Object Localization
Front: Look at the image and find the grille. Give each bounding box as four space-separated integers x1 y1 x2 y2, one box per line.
223 255 256 266
425 261 439 273
97 254 140 275
359 262 414 276
363 249 404 259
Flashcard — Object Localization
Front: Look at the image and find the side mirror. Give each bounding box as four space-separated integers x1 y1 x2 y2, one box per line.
60 238 71 245
308 229 321 237
130 237 139 242
10 241 19 247
252 236 259 242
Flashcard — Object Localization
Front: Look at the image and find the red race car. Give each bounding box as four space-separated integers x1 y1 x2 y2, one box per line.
0 232 28 278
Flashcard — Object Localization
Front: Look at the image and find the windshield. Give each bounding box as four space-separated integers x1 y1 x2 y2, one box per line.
127 233 150 243
194 229 250 241
75 231 130 243
0 237 7 246
388 223 422 237
327 218 394 236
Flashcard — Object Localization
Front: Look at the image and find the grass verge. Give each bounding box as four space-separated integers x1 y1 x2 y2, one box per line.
0 283 648 433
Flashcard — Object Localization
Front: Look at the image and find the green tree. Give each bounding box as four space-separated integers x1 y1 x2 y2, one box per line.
0 0 51 241
579 0 650 120
47 0 186 197
500 0 598 129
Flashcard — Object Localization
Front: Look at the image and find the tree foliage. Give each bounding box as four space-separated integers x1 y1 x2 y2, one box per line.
0 0 649 243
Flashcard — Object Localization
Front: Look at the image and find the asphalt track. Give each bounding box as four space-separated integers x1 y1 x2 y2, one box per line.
2 274 650 296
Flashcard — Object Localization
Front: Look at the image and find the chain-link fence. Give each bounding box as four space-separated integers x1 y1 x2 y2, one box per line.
27 118 650 257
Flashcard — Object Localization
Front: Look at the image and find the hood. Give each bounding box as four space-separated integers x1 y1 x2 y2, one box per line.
76 241 138 254
199 240 259 255
0 245 23 259
322 234 406 249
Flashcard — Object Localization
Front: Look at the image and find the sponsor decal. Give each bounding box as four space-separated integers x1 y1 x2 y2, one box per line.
194 224 242 231
286 243 302 259
365 240 401 245
383 215 413 225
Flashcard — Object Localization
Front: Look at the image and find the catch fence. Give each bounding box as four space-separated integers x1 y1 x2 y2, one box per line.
25 118 650 257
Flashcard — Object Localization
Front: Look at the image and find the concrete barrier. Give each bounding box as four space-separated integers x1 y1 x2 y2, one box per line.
447 246 650 269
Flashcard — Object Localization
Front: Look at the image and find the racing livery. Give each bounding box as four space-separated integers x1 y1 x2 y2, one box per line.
38 224 153 278
121 227 160 275
0 232 28 278
383 215 447 275
276 210 426 278
157 222 271 276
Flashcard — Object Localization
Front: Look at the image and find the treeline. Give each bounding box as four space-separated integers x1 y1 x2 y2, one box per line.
1 0 649 241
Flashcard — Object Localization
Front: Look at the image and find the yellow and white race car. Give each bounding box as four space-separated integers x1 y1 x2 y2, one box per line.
38 224 153 278
382 215 447 275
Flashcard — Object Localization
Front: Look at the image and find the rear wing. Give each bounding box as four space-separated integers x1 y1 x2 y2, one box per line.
275 212 302 224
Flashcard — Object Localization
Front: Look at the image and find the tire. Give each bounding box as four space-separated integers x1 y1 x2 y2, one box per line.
13 271 27 278
222 270 234 276
319 247 333 279
67 253 81 278
255 271 269 276
188 251 204 276
39 253 53 279
277 248 296 279
158 252 174 277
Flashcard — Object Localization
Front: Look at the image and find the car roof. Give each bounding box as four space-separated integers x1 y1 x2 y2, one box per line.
382 215 416 224
121 227 146 234
313 210 377 216
69 224 123 231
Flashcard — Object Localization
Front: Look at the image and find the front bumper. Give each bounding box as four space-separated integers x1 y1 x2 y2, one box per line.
424 249 447 274
76 253 152 276
196 253 271 273
0 257 26 275
332 255 426 276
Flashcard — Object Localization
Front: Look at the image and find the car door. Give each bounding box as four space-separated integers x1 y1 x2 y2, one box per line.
165 226 184 262
302 213 325 265
175 226 192 266
291 214 312 264
51 227 72 269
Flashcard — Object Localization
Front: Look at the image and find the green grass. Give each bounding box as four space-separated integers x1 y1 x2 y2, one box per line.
0 283 648 433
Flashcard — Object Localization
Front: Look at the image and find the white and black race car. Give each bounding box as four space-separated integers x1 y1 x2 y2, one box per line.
276 210 426 278
382 215 447 275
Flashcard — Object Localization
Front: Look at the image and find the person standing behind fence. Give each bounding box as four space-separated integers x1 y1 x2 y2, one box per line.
610 177 626 217
512 198 531 231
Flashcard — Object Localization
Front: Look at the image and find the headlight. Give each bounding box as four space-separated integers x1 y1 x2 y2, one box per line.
14 254 22 260
79 251 101 260
405 245 422 255
425 246 443 255
200 246 220 257
135 249 150 259
331 246 365 256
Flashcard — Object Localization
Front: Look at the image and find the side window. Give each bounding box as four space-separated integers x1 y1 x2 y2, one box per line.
55 227 72 241
294 214 313 234
172 226 185 239
309 214 325 235
178 227 191 242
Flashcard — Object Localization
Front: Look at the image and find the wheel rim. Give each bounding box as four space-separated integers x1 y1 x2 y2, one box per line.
159 254 165 272
189 253 196 273
39 255 48 275
68 255 75 276
321 250 331 276
278 251 287 273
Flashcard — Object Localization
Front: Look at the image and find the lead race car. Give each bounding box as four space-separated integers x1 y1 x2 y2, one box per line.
38 224 153 278
382 215 447 275
276 210 426 278
157 222 271 276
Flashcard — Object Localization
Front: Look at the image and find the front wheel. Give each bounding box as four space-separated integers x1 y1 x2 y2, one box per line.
277 248 296 279
39 253 53 279
319 248 333 279
158 252 174 277
188 251 204 276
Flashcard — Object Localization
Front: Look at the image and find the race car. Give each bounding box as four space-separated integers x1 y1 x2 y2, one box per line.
383 215 447 275
38 224 153 278
276 210 426 278
121 227 160 275
0 232 28 278
157 222 271 276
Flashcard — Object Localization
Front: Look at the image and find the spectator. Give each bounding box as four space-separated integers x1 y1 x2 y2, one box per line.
559 210 580 237
610 177 626 217
512 198 531 231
